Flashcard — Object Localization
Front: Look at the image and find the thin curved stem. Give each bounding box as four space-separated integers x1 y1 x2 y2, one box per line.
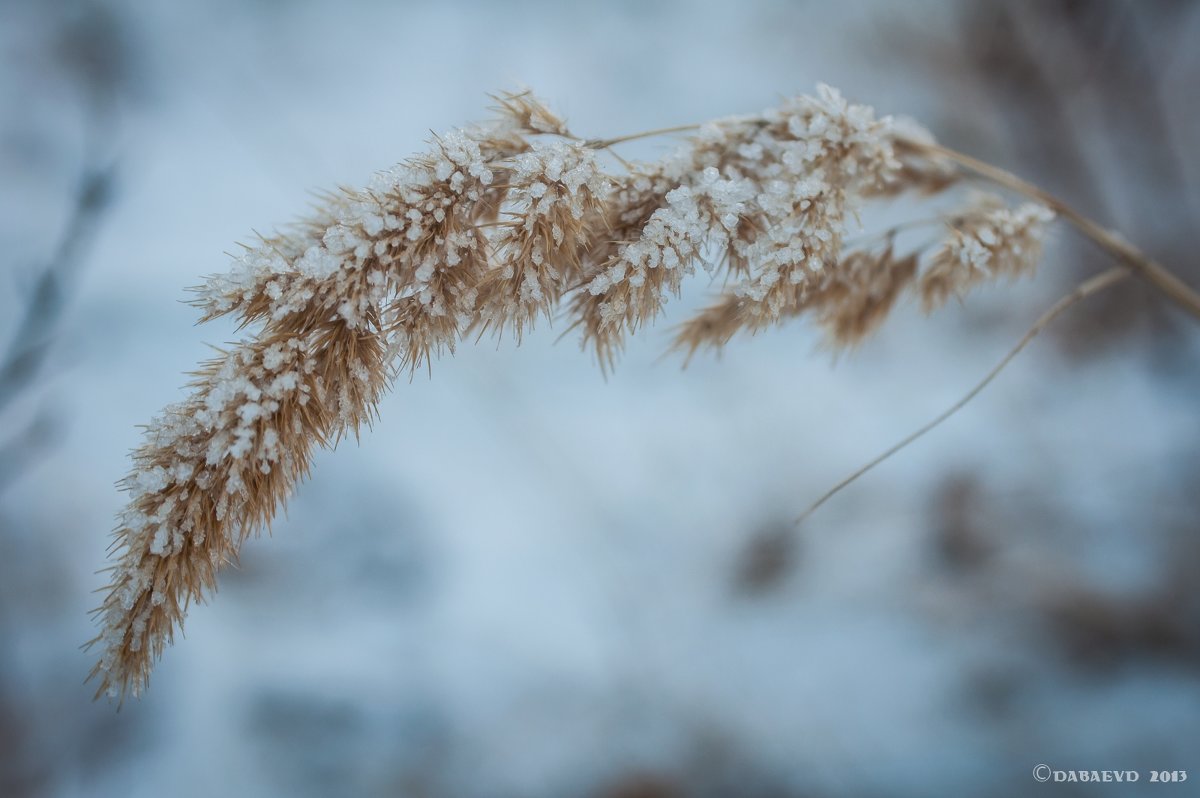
578 117 1198 526
793 266 1130 527
584 123 701 149
911 140 1200 322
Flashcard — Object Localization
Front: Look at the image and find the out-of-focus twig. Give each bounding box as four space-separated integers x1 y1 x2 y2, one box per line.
0 0 130 494
0 162 116 415
0 411 56 494
795 267 1130 526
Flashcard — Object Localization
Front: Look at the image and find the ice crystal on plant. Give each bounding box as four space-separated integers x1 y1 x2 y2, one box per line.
920 200 1055 310
94 86 1079 702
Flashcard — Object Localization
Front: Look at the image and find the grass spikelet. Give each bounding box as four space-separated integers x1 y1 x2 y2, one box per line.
90 86 1200 701
919 199 1055 312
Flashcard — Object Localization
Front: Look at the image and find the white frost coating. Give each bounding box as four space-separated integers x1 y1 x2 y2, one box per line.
945 202 1055 276
94 319 350 691
728 85 900 317
98 88 961 699
581 85 901 332
195 125 508 334
587 167 753 328
510 141 610 225
476 140 613 329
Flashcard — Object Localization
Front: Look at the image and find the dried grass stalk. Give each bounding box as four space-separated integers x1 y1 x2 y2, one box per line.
90 86 1200 700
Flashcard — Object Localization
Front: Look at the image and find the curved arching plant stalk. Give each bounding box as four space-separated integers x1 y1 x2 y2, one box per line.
793 266 1131 527
913 141 1200 320
89 87 1200 701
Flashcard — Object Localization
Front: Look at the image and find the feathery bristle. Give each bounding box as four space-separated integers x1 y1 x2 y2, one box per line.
93 86 1073 700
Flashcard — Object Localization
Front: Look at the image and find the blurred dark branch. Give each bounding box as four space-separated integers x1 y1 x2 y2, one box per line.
1023 0 1200 354
963 2 1112 221
0 159 115 495
1038 552 1200 671
887 0 1200 354
0 0 133 496
959 1 1199 243
0 161 116 416
730 520 799 596
0 411 56 494
1082 2 1200 253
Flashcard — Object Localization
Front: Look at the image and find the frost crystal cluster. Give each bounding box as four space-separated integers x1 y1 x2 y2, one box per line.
91 86 1056 699
920 200 1056 310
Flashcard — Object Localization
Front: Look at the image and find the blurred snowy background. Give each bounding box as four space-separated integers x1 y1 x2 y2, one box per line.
3 0 1200 796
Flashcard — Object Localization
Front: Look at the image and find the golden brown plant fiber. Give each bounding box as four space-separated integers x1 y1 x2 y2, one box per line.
89 87 1200 700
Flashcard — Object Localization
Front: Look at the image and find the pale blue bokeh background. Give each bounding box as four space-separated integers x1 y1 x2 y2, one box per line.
3 1 1199 796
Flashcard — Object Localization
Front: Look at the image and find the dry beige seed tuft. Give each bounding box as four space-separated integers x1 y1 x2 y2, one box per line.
920 199 1055 312
90 86 1200 701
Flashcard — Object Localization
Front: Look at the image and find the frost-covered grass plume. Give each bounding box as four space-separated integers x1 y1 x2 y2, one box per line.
88 86 1200 701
